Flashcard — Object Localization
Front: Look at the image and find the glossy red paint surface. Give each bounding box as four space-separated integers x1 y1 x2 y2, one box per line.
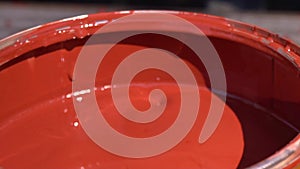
0 11 299 169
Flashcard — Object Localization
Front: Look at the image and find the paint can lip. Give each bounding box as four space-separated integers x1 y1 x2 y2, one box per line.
1 10 300 69
246 134 300 169
0 10 299 168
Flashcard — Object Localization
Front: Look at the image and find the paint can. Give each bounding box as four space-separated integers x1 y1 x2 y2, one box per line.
0 11 299 169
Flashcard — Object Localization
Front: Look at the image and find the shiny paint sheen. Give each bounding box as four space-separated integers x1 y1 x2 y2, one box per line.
0 11 299 169
0 35 244 169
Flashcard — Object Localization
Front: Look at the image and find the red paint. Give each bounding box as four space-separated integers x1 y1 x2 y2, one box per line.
0 11 299 169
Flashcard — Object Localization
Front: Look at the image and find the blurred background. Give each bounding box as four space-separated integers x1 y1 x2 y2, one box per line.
0 0 300 44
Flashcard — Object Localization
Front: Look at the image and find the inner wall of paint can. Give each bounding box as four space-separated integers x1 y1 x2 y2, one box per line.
0 13 299 168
